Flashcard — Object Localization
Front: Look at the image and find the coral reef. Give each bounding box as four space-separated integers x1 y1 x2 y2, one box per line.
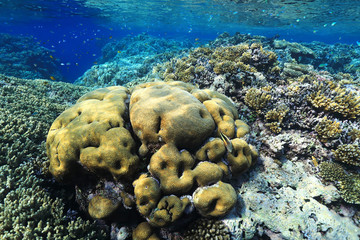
4 31 360 239
46 81 258 233
152 42 280 98
75 33 192 87
0 75 108 239
0 34 64 81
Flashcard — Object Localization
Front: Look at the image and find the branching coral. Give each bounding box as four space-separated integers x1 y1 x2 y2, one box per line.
244 87 272 113
314 117 342 142
153 42 280 92
0 75 108 239
333 144 360 167
307 80 360 119
349 129 360 141
265 105 289 133
319 162 360 204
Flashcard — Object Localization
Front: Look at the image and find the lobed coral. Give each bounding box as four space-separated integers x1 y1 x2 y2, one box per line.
46 81 258 231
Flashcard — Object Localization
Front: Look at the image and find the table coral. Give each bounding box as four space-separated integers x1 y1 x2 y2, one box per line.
46 81 258 232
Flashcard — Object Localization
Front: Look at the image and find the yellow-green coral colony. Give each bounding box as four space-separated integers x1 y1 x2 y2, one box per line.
155 43 278 83
265 105 289 134
307 80 360 119
333 144 360 167
320 162 360 204
46 81 258 229
315 117 342 142
244 88 272 113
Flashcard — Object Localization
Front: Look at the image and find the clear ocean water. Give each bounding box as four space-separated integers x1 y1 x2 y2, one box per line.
1 0 359 81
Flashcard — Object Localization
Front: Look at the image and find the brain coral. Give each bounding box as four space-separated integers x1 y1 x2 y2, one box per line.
46 81 258 231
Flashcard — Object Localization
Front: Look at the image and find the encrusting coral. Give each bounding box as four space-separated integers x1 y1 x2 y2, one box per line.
46 81 258 231
182 218 231 240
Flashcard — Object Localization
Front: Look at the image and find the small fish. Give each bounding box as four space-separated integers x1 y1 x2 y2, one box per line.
318 63 328 68
195 38 199 41
117 50 121 53
109 36 112 39
49 55 54 59
311 156 318 167
94 61 98 64
50 76 56 81
331 22 336 26
219 132 234 154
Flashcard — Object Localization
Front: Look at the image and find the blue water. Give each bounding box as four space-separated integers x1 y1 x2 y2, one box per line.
0 0 359 82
